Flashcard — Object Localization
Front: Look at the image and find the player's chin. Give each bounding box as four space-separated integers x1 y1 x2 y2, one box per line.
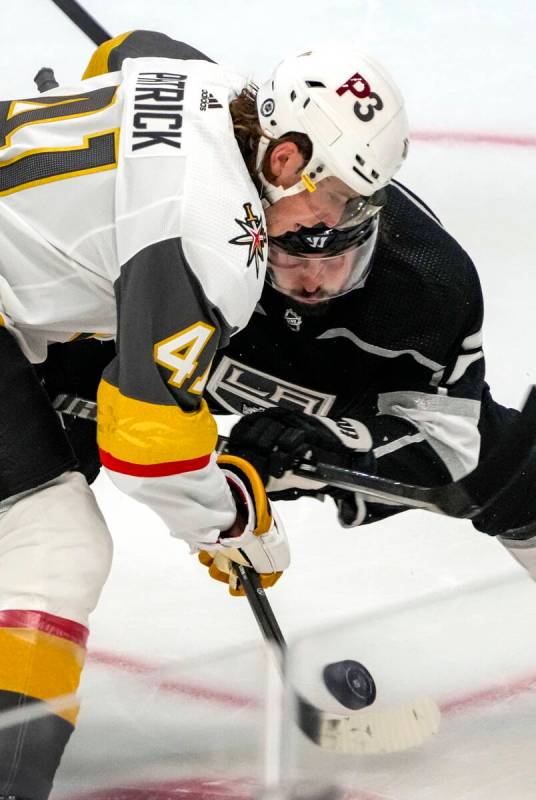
288 296 332 317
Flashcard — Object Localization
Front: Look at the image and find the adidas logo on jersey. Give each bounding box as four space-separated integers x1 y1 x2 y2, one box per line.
200 89 223 111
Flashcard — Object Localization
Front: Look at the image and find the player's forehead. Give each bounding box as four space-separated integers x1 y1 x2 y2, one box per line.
314 175 360 198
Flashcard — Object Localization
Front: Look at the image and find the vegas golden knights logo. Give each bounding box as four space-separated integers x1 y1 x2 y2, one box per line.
228 203 267 277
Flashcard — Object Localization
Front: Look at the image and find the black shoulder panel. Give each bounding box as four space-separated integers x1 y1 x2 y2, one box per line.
107 30 214 72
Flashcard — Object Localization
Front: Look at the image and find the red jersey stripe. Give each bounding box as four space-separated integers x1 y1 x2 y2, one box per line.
0 609 89 647
99 448 211 477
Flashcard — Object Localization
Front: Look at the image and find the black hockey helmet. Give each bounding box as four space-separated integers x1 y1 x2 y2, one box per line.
270 216 376 257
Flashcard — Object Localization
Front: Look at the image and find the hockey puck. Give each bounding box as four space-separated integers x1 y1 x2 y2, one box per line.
322 659 376 710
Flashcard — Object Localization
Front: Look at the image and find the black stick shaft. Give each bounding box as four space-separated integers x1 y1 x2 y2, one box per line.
50 0 112 45
50 396 391 746
235 564 286 651
51 385 536 520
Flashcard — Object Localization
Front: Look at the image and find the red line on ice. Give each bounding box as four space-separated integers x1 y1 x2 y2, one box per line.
88 648 536 716
88 649 258 709
440 672 536 714
70 777 380 800
412 129 536 148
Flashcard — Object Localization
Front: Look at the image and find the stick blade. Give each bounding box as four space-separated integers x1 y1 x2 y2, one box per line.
297 695 441 755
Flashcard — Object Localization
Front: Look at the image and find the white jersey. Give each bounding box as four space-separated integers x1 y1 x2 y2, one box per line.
0 55 268 547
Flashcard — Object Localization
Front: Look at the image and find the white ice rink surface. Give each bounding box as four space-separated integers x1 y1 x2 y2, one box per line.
1 1 536 797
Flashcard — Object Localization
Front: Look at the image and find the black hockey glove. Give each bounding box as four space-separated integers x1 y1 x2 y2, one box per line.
226 406 376 501
472 444 536 541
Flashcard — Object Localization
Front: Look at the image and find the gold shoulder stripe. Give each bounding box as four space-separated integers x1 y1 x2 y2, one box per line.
82 31 133 79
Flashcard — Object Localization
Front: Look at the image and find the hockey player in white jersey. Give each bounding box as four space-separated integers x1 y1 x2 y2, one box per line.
0 30 410 800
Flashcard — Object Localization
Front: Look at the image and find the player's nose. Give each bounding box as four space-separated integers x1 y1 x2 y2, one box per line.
301 265 324 292
318 207 343 227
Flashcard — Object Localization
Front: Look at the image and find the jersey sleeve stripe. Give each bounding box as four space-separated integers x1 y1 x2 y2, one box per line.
99 449 211 477
0 625 85 725
377 390 481 479
374 431 426 458
97 379 217 466
446 350 484 385
0 609 88 647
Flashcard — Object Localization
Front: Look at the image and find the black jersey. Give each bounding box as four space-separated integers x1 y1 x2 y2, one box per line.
208 181 490 491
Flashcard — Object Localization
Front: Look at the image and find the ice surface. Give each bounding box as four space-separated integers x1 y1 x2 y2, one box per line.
44 644 268 798
0 0 535 797
284 574 536 799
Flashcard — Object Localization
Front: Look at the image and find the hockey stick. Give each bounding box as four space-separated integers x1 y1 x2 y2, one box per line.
292 386 536 518
50 0 111 46
53 384 536 519
51 389 536 748
52 392 442 753
238 563 377 715
236 565 287 650
236 564 440 754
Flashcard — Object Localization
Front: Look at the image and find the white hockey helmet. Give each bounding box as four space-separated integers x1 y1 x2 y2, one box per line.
256 48 409 208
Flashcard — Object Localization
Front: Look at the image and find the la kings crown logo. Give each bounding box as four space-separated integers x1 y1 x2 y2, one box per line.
207 356 335 416
128 72 188 154
284 308 302 332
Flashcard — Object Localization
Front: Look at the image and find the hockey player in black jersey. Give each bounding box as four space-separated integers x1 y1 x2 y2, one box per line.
206 182 535 544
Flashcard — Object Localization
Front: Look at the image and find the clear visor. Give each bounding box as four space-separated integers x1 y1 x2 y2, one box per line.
267 219 378 304
263 173 386 234
301 176 385 230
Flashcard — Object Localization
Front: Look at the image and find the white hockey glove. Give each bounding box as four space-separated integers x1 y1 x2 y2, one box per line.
226 406 375 498
198 454 290 596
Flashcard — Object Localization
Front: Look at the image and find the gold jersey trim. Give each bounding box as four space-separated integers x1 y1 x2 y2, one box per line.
97 379 218 465
0 627 85 726
82 31 133 79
